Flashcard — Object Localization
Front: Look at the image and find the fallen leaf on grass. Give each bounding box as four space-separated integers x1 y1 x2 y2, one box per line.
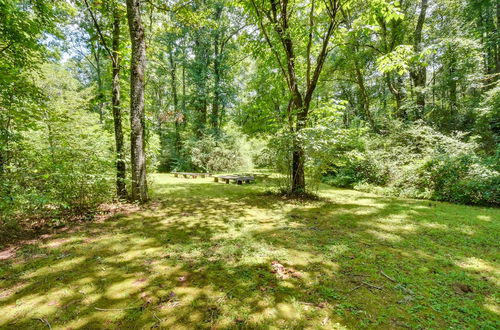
271 261 302 279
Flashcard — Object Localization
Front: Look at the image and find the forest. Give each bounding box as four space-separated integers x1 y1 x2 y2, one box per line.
0 0 499 328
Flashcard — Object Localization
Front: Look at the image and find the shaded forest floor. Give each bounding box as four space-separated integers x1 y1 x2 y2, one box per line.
0 174 499 329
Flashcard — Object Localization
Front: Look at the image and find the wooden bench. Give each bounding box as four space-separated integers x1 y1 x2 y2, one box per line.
172 172 210 179
214 175 255 184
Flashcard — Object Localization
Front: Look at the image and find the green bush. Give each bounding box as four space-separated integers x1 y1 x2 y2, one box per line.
325 122 499 206
184 124 254 173
0 64 115 224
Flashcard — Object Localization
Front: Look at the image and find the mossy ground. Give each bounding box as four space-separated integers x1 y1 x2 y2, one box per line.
0 174 499 329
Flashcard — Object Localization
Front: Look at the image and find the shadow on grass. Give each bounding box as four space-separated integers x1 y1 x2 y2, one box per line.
0 175 498 328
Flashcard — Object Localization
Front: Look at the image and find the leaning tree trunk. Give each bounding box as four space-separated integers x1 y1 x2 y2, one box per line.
126 0 148 202
112 6 127 199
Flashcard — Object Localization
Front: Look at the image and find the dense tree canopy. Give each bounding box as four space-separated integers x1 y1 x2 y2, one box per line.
1 0 498 217
0 1 499 328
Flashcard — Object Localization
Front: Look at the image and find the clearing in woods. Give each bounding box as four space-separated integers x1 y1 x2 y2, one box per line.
0 174 498 329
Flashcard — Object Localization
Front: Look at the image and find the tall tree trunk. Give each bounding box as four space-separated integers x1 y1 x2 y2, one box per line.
386 74 405 120
192 31 210 137
126 0 148 202
410 0 428 118
168 46 181 154
496 0 500 76
92 44 104 123
112 5 127 199
0 105 12 178
182 63 186 114
291 107 306 193
354 61 376 131
211 5 223 134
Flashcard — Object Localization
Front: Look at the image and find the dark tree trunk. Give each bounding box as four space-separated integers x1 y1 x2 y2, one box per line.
410 0 428 118
0 107 12 178
354 62 376 131
126 0 148 202
251 0 338 194
211 5 223 133
92 44 104 123
112 6 127 199
291 109 306 193
192 31 210 137
182 63 186 114
496 0 500 75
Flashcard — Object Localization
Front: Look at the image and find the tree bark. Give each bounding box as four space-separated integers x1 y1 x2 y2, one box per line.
211 5 223 134
126 0 148 202
192 30 210 137
112 5 127 199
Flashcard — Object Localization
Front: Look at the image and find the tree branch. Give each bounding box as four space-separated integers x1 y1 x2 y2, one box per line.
306 0 315 87
249 0 291 89
82 0 116 66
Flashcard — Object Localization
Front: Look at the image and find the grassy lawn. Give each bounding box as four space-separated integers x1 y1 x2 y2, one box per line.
0 174 499 329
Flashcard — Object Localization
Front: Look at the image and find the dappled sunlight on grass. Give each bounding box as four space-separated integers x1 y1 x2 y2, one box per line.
0 174 498 328
455 257 500 286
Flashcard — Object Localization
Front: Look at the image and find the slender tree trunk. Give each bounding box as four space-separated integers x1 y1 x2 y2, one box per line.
212 40 221 133
192 32 209 136
126 0 148 202
411 0 428 118
386 74 406 120
92 44 104 123
354 62 376 131
182 63 186 115
0 106 12 178
112 6 127 199
211 5 223 134
168 46 181 154
291 108 306 193
496 0 500 75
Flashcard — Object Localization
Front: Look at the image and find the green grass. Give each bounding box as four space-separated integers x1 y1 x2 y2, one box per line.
0 174 499 329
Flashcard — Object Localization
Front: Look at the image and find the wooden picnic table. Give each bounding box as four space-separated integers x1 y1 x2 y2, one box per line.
172 172 210 179
213 174 255 184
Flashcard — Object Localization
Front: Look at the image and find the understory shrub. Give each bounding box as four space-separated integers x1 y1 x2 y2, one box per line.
326 121 499 206
0 64 115 224
184 124 254 173
266 104 365 192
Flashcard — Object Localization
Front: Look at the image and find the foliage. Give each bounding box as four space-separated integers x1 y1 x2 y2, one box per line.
323 122 499 206
0 64 114 224
475 83 500 152
184 124 254 173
